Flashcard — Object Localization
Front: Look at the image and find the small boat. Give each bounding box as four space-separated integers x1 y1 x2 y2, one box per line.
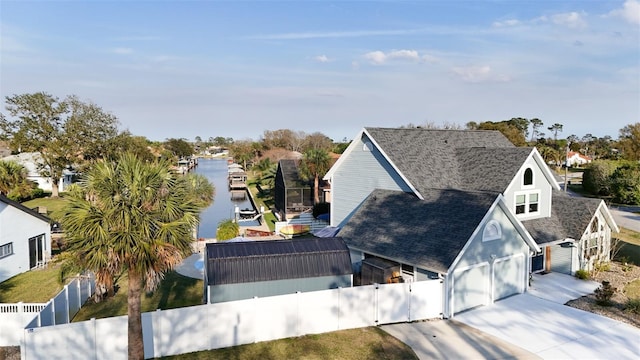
239 208 257 219
279 224 310 236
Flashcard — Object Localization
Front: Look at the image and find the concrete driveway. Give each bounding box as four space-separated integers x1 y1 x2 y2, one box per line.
455 293 640 359
382 320 539 359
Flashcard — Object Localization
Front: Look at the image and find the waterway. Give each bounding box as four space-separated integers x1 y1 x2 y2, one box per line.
194 158 256 239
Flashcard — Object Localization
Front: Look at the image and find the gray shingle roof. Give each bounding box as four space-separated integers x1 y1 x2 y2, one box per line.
456 147 534 192
523 192 603 244
205 237 352 285
364 127 519 194
0 194 50 223
338 188 500 273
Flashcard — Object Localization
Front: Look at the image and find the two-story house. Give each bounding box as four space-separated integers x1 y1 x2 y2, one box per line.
324 127 618 318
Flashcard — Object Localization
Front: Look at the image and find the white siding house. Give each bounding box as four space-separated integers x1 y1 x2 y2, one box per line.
2 152 74 193
0 195 51 283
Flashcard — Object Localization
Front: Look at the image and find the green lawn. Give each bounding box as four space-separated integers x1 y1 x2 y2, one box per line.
72 271 203 322
625 279 640 299
160 327 417 360
0 264 63 303
21 194 68 222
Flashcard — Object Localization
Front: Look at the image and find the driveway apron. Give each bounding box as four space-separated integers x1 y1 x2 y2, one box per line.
455 293 640 359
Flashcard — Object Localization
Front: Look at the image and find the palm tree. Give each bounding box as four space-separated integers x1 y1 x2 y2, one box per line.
61 153 213 360
298 149 331 204
0 160 35 200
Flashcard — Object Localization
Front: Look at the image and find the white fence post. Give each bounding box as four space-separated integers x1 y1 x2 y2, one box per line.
18 301 23 314
64 284 70 324
50 298 55 326
77 278 82 308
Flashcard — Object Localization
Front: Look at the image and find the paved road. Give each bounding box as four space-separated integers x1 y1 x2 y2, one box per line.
610 206 640 232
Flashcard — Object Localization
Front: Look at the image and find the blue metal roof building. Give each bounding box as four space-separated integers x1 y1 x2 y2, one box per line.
204 237 352 303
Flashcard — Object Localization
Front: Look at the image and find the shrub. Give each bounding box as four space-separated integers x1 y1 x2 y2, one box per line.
575 269 590 280
626 299 640 314
594 281 616 306
216 219 239 241
593 261 611 273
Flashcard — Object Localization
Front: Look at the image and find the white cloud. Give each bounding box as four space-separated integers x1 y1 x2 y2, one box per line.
388 49 420 61
112 47 133 55
363 49 425 65
314 55 330 63
551 12 587 28
451 65 510 83
607 0 640 25
364 50 388 65
493 19 521 27
245 29 421 40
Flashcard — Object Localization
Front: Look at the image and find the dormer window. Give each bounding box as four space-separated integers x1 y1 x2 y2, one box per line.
523 168 533 186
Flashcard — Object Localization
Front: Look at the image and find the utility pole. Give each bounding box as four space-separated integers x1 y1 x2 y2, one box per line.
564 142 570 192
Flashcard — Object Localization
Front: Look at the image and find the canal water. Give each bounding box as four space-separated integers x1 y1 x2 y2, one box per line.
194 158 256 239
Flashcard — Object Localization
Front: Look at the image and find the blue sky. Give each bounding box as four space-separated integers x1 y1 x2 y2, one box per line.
1 1 638 143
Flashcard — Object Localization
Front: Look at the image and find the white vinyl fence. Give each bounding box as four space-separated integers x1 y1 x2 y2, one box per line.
0 275 95 346
22 280 443 359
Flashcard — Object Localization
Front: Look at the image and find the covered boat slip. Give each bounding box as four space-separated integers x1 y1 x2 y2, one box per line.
204 237 353 303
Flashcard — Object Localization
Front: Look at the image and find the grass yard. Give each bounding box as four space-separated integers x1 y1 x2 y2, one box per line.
160 327 417 360
21 195 68 222
625 279 640 299
615 228 640 265
72 271 203 322
0 264 63 303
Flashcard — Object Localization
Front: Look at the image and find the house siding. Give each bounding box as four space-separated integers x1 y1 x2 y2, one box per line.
331 133 412 227
208 275 352 303
447 204 530 316
0 202 51 283
504 157 553 221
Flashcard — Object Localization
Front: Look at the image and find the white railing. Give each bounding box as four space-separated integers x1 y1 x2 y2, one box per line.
22 280 443 359
0 303 47 314
0 274 96 346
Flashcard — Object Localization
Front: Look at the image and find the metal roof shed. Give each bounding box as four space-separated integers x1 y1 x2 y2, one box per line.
204 237 353 303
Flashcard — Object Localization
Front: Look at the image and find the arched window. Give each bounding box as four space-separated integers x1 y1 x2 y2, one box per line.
523 168 533 186
590 217 599 233
482 220 502 241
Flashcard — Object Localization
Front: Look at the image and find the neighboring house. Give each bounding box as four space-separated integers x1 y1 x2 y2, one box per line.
566 151 592 167
0 195 51 283
274 160 327 219
204 237 352 303
324 127 618 318
1 152 74 193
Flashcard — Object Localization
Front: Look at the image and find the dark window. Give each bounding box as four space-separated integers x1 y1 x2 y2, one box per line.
529 193 539 213
523 168 533 186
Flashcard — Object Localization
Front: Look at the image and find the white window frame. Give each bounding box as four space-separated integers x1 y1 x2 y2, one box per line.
522 167 535 188
514 190 541 218
0 242 14 259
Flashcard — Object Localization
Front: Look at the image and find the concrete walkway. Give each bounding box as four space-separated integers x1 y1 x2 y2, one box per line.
382 320 539 359
175 253 204 279
528 272 600 304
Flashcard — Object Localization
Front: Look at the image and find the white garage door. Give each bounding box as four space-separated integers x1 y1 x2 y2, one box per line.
494 255 524 301
453 264 489 314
